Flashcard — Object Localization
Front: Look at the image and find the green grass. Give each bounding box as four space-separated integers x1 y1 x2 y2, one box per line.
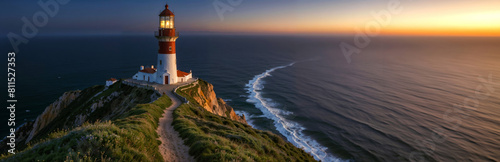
1 79 316 162
176 82 203 107
172 103 316 162
1 87 172 161
21 81 157 149
174 80 317 162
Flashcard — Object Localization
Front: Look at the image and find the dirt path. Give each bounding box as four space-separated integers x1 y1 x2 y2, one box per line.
126 78 195 161
155 83 195 162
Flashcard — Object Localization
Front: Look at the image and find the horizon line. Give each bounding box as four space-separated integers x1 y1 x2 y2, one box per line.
21 32 500 38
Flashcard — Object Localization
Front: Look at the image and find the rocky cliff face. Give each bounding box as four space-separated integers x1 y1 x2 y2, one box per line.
26 91 81 143
0 91 81 152
0 82 158 152
1 79 245 154
179 80 247 124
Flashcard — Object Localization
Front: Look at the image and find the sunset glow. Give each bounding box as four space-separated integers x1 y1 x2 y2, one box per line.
2 1 500 162
199 1 500 36
2 0 499 36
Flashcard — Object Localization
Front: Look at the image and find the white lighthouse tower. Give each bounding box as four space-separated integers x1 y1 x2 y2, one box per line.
156 4 179 84
132 3 192 85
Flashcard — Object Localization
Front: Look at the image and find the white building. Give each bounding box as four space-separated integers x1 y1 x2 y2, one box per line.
132 3 192 85
106 78 117 87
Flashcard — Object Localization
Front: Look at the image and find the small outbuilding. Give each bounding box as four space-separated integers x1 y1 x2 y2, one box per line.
106 78 118 87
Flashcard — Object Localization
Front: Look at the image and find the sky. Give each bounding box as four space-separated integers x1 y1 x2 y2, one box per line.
1 0 500 36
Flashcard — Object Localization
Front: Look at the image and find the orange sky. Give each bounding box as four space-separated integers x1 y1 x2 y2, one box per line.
201 1 500 36
4 1 498 36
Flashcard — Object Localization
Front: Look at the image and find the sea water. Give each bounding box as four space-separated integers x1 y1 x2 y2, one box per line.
2 35 500 161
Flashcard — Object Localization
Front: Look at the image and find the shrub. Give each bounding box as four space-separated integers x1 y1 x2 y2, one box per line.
1 90 172 162
172 103 316 161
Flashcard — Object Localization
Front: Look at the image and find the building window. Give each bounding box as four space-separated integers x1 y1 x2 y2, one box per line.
169 46 172 51
160 60 162 65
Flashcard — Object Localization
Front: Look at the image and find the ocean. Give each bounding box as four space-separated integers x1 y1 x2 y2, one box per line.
1 35 500 161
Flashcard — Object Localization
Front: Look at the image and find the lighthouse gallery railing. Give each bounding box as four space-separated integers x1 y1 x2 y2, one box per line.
154 29 179 37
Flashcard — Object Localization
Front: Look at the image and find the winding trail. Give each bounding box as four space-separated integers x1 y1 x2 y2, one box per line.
126 78 196 162
156 87 194 162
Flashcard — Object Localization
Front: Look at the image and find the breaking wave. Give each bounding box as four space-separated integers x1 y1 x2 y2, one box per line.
245 62 344 162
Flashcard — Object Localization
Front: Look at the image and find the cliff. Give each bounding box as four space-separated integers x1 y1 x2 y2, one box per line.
0 81 158 154
1 79 316 162
0 91 80 153
176 79 247 124
26 91 81 143
173 79 316 161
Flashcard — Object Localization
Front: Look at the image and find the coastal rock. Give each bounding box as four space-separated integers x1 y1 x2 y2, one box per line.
183 80 247 124
25 91 81 143
217 98 246 123
21 83 156 146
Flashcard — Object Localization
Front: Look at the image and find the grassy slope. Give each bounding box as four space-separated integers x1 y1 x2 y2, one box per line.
174 80 317 162
1 79 317 162
1 85 172 161
23 81 156 148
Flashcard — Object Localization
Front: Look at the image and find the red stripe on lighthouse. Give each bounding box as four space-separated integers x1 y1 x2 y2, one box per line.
159 29 177 37
158 42 176 54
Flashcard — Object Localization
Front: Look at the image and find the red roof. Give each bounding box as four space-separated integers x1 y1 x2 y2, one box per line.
159 4 174 16
107 78 117 81
140 68 157 74
177 70 191 77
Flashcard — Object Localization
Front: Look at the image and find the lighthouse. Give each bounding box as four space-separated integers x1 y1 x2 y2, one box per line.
132 3 193 85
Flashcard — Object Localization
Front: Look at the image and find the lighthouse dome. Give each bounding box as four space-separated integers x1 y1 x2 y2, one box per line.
159 4 174 16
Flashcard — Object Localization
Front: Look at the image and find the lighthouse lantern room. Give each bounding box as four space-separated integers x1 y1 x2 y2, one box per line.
160 15 174 29
133 3 192 85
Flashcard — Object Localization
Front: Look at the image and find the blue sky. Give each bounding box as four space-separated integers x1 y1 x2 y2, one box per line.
0 0 389 35
1 0 281 35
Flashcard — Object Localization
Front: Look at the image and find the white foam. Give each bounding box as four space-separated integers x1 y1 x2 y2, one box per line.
245 62 345 162
235 110 258 128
